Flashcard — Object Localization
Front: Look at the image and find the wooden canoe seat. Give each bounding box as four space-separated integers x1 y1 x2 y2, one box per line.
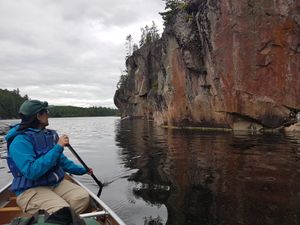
0 206 22 212
4 196 18 207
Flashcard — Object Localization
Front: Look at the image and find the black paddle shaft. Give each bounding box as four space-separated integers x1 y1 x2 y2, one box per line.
66 144 103 197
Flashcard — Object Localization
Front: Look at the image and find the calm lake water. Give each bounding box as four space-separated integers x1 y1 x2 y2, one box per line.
1 117 300 225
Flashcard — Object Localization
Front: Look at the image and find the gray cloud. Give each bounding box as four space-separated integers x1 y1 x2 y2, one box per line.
0 0 165 107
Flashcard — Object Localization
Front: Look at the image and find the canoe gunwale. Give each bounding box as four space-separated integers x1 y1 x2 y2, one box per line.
0 177 126 225
0 182 11 194
0 181 12 208
70 175 126 225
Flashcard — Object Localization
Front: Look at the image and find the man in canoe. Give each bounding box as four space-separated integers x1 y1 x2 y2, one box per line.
5 99 90 215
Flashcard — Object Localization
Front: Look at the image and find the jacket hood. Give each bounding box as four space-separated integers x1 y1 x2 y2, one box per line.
5 125 20 142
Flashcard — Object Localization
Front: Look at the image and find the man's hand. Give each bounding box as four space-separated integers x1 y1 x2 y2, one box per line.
87 168 93 175
58 134 69 147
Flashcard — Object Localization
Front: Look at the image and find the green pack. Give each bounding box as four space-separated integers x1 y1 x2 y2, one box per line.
6 216 100 225
6 207 101 225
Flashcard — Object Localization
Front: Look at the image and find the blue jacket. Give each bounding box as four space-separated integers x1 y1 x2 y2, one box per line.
5 125 87 195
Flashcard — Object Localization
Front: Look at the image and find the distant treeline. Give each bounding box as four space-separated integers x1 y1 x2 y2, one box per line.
0 88 119 119
0 88 29 119
49 106 118 117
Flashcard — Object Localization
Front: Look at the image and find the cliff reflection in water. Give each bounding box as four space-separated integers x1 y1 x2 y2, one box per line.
115 119 300 225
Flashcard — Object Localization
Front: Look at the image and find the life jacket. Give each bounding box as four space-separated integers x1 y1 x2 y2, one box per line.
6 127 65 192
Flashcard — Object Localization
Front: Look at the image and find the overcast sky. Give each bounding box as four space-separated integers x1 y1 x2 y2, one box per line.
0 0 165 108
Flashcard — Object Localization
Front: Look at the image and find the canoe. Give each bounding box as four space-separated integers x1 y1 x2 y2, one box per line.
0 174 126 225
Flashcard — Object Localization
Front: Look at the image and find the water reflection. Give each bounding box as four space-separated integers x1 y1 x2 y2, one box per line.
115 119 300 225
1 118 300 225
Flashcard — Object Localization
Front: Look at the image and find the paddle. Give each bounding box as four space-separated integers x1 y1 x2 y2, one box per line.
66 144 103 197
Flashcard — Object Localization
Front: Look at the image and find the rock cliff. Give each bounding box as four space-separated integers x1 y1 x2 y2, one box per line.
114 0 300 130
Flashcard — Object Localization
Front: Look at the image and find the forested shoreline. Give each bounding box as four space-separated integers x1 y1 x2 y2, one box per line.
0 89 29 119
49 106 118 117
0 88 119 119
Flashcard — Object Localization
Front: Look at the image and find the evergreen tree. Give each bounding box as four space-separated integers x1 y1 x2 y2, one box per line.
49 106 118 117
0 88 119 118
150 21 160 41
0 88 28 119
125 34 133 58
139 21 160 47
140 27 146 47
116 70 128 90
160 0 185 25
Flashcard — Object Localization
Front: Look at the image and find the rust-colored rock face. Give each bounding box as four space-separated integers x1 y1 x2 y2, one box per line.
209 0 300 128
114 0 300 130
